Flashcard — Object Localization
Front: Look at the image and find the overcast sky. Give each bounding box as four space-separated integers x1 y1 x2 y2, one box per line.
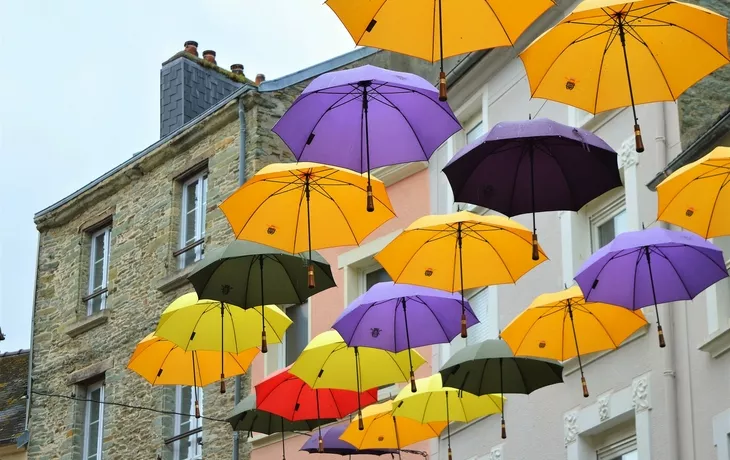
0 0 354 352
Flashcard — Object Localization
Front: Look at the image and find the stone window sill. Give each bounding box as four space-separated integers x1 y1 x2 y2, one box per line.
699 326 730 359
564 324 649 376
155 263 199 294
65 310 110 338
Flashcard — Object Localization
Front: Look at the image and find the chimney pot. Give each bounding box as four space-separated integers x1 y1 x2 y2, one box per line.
230 64 244 75
202 50 217 65
255 74 266 85
184 40 199 57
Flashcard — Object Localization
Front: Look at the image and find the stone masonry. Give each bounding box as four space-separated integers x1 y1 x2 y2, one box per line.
28 49 445 460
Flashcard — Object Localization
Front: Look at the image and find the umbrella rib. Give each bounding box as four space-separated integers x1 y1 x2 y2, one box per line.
592 25 618 114
354 0 389 43
505 144 528 216
703 174 730 238
655 245 718 299
151 346 176 385
181 305 215 352
290 177 307 254
584 308 620 349
234 180 299 241
371 88 430 161
419 295 455 342
243 255 258 308
310 172 395 211
628 16 730 62
451 229 459 293
463 229 526 282
534 142 580 211
623 27 676 100
431 0 437 63
262 307 286 344
481 0 516 45
513 359 531 393
224 304 241 354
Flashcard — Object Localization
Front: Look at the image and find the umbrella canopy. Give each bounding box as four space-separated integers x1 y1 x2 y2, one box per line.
439 339 563 438
656 146 730 238
340 401 447 451
574 227 729 348
443 118 622 260
519 0 730 152
271 65 461 209
289 330 426 429
227 394 336 460
155 293 292 392
501 286 647 397
220 162 395 274
325 0 554 100
127 333 258 387
187 240 336 308
333 281 480 392
300 424 397 456
375 211 547 337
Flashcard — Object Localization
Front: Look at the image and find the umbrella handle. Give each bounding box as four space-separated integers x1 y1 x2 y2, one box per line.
262 330 268 354
437 0 447 101
308 263 315 290
318 436 324 453
447 447 453 460
617 16 645 153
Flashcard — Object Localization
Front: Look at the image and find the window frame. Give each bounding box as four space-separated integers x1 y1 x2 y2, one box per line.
464 116 484 145
596 435 638 460
588 194 627 254
82 381 104 460
264 301 312 375
177 170 208 269
173 385 203 460
86 226 111 315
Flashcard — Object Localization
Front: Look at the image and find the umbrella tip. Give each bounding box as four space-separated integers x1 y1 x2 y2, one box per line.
528 113 532 120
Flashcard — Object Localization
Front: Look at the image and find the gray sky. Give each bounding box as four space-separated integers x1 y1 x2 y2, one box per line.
0 0 354 352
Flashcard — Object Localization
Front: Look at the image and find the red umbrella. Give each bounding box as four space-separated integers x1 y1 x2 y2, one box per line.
255 366 378 452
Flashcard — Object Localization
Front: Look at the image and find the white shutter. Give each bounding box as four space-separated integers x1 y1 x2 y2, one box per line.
467 288 491 344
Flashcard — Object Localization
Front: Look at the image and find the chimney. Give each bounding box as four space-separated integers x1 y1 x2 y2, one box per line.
159 43 244 138
255 74 266 85
202 50 217 65
230 64 244 75
184 40 199 57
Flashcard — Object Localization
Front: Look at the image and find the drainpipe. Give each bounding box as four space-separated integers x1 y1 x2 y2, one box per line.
24 234 41 435
656 102 679 460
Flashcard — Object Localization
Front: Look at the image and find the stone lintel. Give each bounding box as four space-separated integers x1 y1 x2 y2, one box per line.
66 357 114 386
64 310 110 339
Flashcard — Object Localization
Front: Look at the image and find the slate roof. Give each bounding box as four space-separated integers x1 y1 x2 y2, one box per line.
0 350 29 445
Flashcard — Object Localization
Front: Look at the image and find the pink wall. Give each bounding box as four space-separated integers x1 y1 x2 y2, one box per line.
250 169 433 459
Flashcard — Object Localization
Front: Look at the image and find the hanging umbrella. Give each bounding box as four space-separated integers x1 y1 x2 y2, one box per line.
574 227 729 348
438 339 563 439
656 146 730 238
325 0 555 101
255 366 379 453
219 162 394 287
501 286 648 397
155 293 292 393
332 281 480 393
442 117 622 260
271 65 461 210
127 334 258 418
187 240 336 352
392 374 503 460
340 400 447 455
300 424 397 456
375 211 547 338
519 0 730 152
227 394 336 460
289 330 426 430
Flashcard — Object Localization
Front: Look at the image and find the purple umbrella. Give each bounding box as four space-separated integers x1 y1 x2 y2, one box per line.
300 424 397 456
272 64 461 211
332 281 479 392
443 117 622 260
574 227 728 347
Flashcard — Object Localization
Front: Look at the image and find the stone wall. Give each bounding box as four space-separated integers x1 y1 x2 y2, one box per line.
677 0 730 147
28 49 445 460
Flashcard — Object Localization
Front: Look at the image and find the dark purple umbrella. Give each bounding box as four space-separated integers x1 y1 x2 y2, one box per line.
332 281 479 392
300 424 396 456
574 227 728 348
443 117 622 260
272 64 461 211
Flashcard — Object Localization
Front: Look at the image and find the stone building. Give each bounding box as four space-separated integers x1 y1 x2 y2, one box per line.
27 40 449 460
0 349 29 460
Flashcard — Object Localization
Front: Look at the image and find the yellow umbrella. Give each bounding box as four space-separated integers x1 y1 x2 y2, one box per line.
501 286 648 398
340 400 447 453
519 0 729 152
127 334 258 418
219 162 395 288
155 292 291 392
375 211 547 337
326 0 555 101
393 374 503 460
657 146 730 238
289 330 426 429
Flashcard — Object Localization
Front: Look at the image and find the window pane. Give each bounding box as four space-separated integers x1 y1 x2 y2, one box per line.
285 304 309 366
184 181 199 243
622 451 638 460
597 210 627 250
85 386 102 460
466 120 484 144
613 210 628 236
366 268 391 291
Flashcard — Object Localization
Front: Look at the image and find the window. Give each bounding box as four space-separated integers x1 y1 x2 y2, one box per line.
174 386 203 460
365 267 391 292
568 106 594 128
178 171 208 269
588 195 627 253
83 381 104 460
595 209 627 250
596 436 637 460
266 303 310 373
86 226 111 315
466 119 484 144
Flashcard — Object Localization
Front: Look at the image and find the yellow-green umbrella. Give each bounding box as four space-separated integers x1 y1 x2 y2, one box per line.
289 330 425 429
155 292 291 393
392 374 503 460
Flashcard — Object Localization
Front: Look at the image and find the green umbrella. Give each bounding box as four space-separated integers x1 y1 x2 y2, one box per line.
187 240 336 353
439 339 563 439
227 395 336 460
